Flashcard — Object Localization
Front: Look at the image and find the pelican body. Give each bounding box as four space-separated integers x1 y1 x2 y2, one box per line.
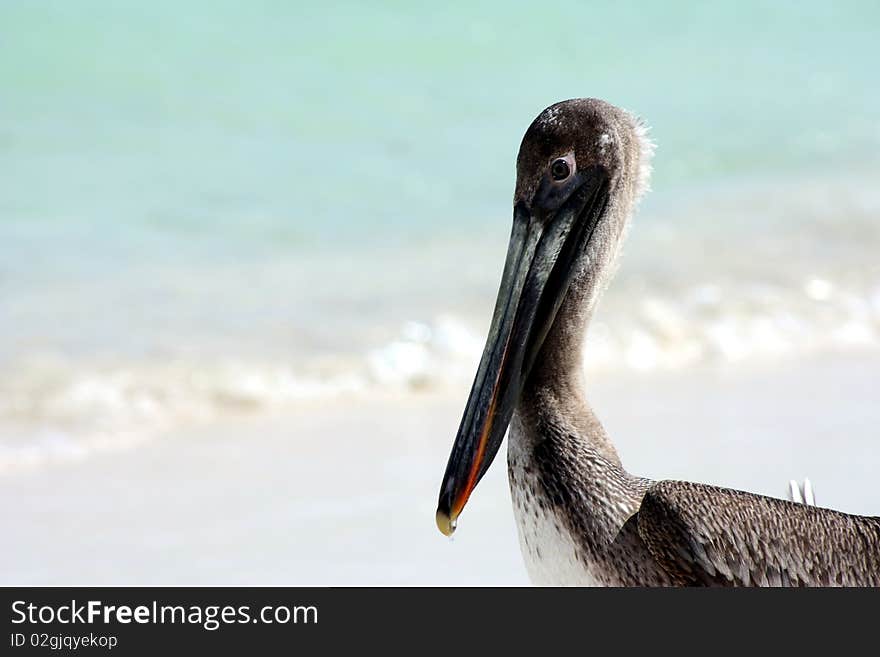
435 99 880 586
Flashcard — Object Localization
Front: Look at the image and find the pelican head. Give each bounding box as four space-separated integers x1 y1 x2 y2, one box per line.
436 98 651 536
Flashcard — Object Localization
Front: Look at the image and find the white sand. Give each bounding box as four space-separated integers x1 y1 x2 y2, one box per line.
2 353 879 585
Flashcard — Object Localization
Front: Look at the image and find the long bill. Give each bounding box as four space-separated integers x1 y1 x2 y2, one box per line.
436 167 609 535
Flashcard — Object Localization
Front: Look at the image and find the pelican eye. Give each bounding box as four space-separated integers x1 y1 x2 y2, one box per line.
550 158 570 181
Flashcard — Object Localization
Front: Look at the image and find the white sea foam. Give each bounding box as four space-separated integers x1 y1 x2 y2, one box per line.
3 275 880 472
366 316 483 387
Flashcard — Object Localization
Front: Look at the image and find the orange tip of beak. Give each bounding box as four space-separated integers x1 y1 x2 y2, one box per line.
436 507 457 537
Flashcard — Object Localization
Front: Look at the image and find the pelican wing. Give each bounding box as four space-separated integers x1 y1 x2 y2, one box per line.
636 480 880 586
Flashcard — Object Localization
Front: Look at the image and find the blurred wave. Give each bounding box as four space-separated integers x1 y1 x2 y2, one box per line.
4 267 880 473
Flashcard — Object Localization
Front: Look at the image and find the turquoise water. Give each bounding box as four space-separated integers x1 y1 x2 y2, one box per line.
1 2 880 465
3 2 879 245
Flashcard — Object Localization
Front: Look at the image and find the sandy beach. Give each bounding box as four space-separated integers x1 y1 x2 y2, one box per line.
2 352 877 586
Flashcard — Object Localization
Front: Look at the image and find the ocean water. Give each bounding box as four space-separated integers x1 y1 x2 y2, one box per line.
2 1 880 469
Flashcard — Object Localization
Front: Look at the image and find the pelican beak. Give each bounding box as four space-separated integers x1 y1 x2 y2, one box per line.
436 166 609 535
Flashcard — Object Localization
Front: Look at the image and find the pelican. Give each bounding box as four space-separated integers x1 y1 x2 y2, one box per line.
435 98 880 586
